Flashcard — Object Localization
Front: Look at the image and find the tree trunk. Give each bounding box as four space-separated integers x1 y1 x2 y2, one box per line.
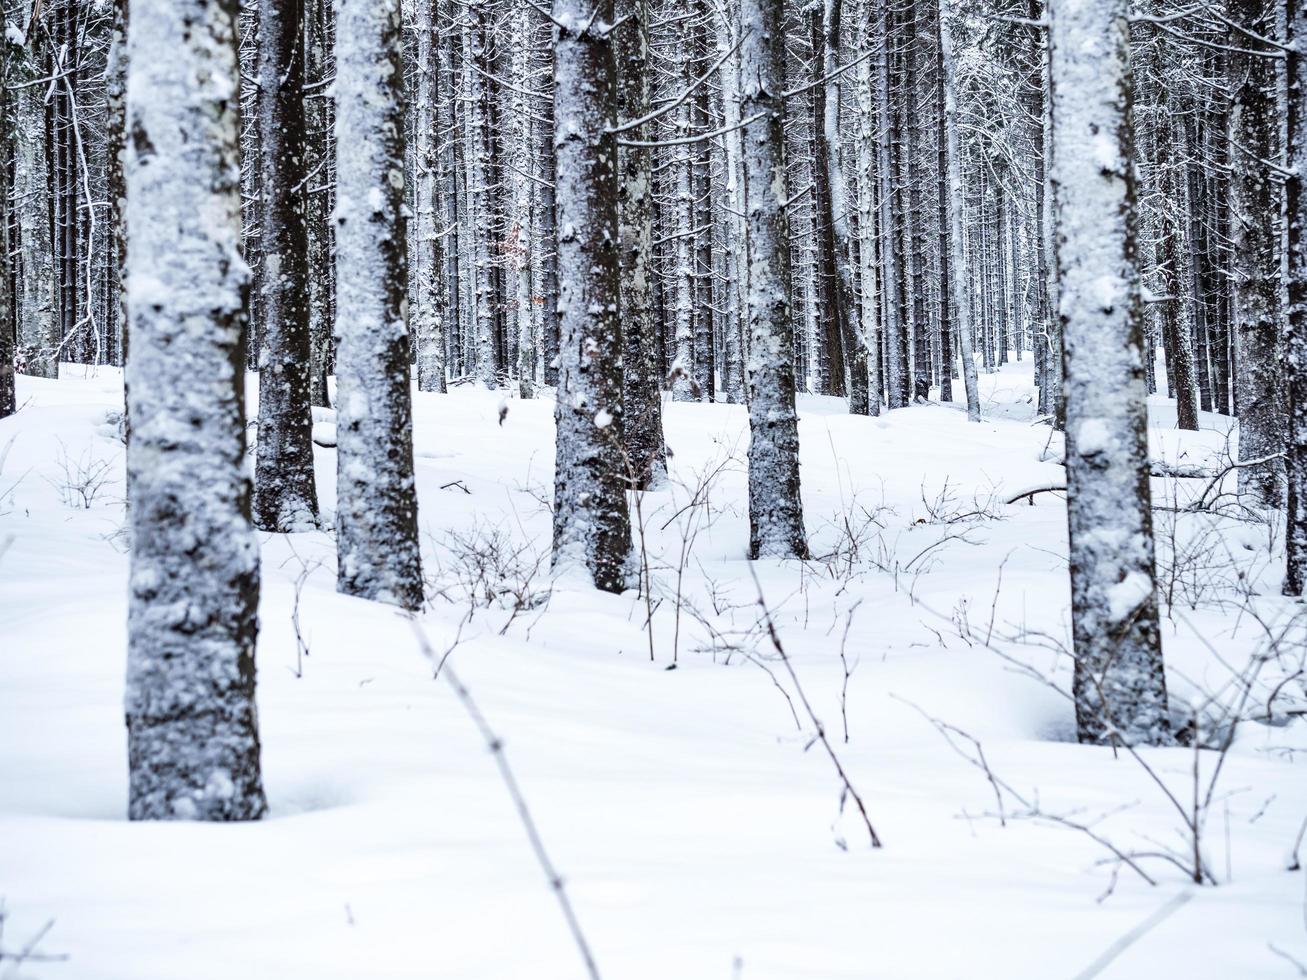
552 0 632 591
1287 0 1307 593
1229 0 1285 505
332 0 425 610
13 3 58 379
124 0 267 820
413 0 447 393
253 0 320 532
741 0 808 559
938 0 980 420
1050 0 1170 746
616 0 667 488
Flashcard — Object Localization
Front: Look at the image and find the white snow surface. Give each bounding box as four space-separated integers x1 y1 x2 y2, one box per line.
1 361 1305 978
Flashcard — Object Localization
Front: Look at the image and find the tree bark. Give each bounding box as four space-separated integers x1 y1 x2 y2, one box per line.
1229 0 1286 505
741 0 808 559
1050 0 1170 746
333 0 424 609
552 0 633 591
124 0 267 820
253 0 320 532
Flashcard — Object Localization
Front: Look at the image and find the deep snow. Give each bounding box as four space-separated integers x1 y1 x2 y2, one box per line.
1 362 1304 979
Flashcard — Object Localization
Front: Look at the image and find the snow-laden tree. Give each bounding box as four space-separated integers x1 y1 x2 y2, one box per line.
1287 0 1307 595
1050 0 1170 746
1229 0 1286 507
937 0 980 422
740 0 807 559
253 0 320 532
0 25 13 420
123 0 267 820
551 0 633 591
332 0 425 610
11 1 57 379
412 0 447 394
616 0 668 489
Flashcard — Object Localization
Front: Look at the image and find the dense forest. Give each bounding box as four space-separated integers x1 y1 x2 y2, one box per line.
1 0 1306 976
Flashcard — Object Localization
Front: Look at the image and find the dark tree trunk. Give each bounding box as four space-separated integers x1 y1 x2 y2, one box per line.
552 0 632 591
253 0 320 532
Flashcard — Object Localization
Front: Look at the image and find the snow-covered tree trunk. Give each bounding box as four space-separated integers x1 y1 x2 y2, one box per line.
1229 0 1286 506
741 0 807 559
938 0 979 421
536 24 561 389
332 0 424 610
511 3 537 400
106 0 129 380
124 0 267 820
855 29 882 415
671 43 696 403
305 0 334 407
1287 0 1307 594
253 0 320 532
463 2 498 389
12 3 58 379
1049 0 1170 746
616 0 668 488
413 0 447 394
877 0 905 411
720 12 750 405
821 0 867 414
0 48 12 419
552 0 632 591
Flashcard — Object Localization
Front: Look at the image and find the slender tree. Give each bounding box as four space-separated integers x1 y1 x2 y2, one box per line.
741 0 807 559
253 0 320 532
1228 0 1285 506
552 0 633 591
333 0 425 609
616 0 668 488
124 0 267 820
12 1 57 379
0 37 12 420
938 0 980 421
413 0 447 394
1287 0 1307 594
1049 0 1170 745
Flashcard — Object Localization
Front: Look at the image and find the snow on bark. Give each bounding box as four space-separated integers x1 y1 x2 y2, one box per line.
938 0 981 422
1287 0 1307 594
552 0 633 591
740 0 808 560
253 0 320 533
1049 0 1170 746
821 0 867 415
123 0 267 820
616 0 668 488
855 32 881 416
463 1 498 389
1229 0 1286 506
0 33 13 419
11 2 57 380
413 0 448 394
332 0 424 610
305 0 335 408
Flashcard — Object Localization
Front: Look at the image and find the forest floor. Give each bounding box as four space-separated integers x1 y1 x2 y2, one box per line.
1 361 1305 979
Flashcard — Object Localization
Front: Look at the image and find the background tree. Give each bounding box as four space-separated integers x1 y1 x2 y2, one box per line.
332 0 425 610
551 0 633 591
253 0 320 532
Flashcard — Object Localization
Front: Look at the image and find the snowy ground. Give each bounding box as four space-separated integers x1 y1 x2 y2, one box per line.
1 362 1305 979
